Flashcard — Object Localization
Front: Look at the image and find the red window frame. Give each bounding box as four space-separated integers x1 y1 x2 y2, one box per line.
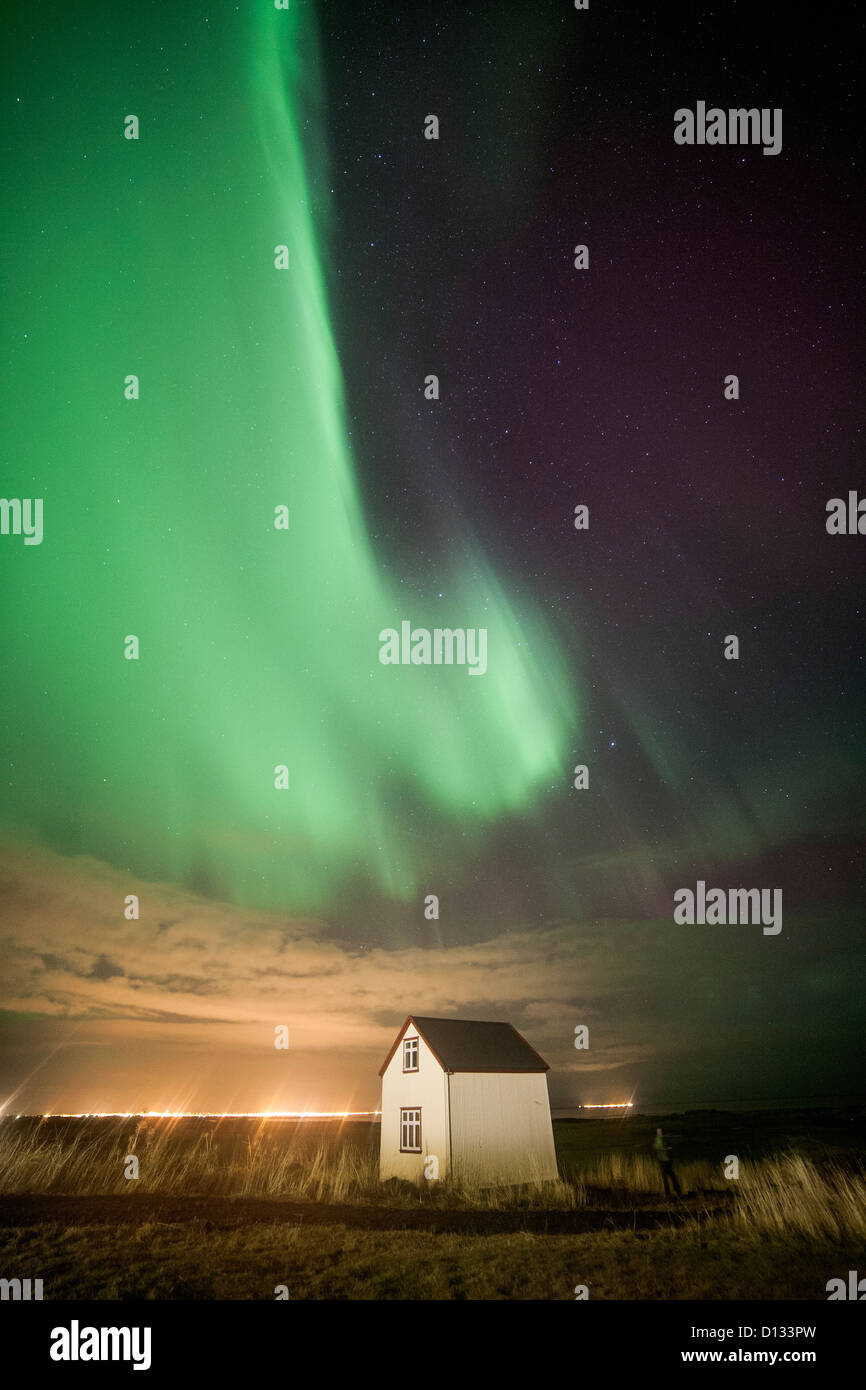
399 1106 422 1152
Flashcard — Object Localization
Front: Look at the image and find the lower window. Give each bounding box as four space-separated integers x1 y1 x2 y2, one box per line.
400 1107 421 1152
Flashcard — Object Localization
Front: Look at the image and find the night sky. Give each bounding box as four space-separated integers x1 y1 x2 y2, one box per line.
1 0 864 1114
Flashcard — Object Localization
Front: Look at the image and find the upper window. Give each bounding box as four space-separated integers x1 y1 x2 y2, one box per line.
403 1036 419 1071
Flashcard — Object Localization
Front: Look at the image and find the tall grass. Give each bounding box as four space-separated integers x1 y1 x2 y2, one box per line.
1 1120 864 1237
731 1153 866 1242
567 1150 726 1195
0 1122 578 1209
0 1122 380 1203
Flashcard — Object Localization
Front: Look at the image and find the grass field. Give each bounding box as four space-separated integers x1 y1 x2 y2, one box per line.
1 1109 864 1299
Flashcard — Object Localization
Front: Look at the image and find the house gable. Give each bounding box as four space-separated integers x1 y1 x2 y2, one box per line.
379 1015 549 1076
378 1015 447 1077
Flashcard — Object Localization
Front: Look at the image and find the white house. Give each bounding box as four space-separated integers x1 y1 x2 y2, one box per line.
378 1015 559 1186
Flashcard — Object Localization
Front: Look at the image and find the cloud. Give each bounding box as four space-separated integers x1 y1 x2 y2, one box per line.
1 839 862 1113
88 955 125 981
0 840 645 1108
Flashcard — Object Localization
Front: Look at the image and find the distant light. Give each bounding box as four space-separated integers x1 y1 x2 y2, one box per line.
37 1110 382 1120
579 1102 633 1110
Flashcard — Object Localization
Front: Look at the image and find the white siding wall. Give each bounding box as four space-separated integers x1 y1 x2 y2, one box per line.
449 1072 558 1185
379 1031 450 1181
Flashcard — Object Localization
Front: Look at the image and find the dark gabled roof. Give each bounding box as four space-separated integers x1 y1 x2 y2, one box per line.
378 1015 550 1076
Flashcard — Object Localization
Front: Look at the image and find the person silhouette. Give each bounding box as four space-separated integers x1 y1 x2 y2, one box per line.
653 1126 682 1196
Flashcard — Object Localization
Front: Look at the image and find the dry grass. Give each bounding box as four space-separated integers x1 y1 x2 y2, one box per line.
1 1120 864 1241
0 1122 378 1203
731 1153 866 1242
568 1150 726 1195
0 1122 580 1210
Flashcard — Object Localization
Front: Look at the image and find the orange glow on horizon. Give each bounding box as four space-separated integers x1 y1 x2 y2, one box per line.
28 1109 381 1120
2 1105 641 1119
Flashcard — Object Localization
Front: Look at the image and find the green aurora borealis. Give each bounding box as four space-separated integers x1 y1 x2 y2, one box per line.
1 3 575 913
2 0 865 1116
